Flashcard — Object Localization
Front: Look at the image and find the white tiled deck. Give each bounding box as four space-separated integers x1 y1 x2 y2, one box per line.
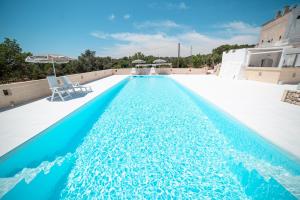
0 75 128 156
171 75 300 159
0 74 300 160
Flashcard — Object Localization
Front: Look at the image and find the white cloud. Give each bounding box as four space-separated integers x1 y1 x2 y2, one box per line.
148 2 188 10
134 20 187 30
90 20 259 58
90 32 108 39
91 30 258 58
123 14 130 20
166 2 188 10
218 21 260 35
108 14 115 21
178 2 188 10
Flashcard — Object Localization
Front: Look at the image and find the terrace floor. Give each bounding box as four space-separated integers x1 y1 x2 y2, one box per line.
171 75 300 160
0 75 128 156
0 75 300 160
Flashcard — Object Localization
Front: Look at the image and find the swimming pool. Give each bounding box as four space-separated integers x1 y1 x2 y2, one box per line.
0 76 299 199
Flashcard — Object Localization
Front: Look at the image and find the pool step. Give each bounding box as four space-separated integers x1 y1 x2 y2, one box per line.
229 161 296 200
2 155 74 200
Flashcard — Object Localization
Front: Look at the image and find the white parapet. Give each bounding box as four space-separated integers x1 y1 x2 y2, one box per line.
219 48 248 80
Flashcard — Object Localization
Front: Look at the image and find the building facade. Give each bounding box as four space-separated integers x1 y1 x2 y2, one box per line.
220 5 300 84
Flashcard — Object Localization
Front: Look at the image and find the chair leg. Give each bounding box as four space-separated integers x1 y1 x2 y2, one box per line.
51 92 55 102
66 89 71 97
58 92 65 101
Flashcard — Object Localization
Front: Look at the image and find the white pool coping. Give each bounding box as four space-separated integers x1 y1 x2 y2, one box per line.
0 75 128 156
0 74 300 160
171 75 300 160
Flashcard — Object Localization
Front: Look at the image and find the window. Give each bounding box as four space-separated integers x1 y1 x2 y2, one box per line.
297 15 300 19
295 54 300 67
261 58 273 67
283 54 297 67
261 40 264 43
279 36 282 40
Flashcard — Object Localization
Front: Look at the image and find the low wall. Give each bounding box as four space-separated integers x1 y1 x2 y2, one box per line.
158 67 208 74
112 67 208 75
282 90 300 106
279 68 300 84
0 68 207 109
245 67 300 84
245 67 282 83
0 69 113 109
0 79 51 109
112 68 131 75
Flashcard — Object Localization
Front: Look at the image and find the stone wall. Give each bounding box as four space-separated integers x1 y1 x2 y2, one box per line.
245 67 281 83
245 67 300 84
281 90 300 106
0 69 113 109
113 67 208 75
0 68 209 109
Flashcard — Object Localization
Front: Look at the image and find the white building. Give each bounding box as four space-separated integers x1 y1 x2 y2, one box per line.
220 5 300 84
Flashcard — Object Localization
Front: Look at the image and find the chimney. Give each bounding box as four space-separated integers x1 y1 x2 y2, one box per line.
283 5 290 15
275 10 282 19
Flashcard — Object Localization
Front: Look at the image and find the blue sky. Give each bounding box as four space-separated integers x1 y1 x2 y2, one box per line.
0 0 298 57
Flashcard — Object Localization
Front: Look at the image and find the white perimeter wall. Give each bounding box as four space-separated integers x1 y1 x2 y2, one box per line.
219 49 248 79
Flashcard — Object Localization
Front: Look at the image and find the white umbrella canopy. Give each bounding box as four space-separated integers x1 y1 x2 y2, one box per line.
153 59 167 64
132 59 146 64
25 54 74 76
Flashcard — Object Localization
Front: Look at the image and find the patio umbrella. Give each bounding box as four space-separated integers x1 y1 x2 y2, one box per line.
132 59 146 64
153 59 167 64
25 54 73 76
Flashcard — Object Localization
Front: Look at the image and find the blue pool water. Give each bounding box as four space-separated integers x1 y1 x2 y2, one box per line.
0 76 300 199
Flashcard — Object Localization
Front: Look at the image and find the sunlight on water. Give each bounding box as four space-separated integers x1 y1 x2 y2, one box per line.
58 77 298 199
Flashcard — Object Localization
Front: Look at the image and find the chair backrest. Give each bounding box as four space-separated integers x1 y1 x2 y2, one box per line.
61 76 73 86
47 76 59 88
131 68 136 74
150 67 156 74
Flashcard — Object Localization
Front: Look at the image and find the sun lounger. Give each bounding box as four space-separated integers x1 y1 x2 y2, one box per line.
131 68 137 75
61 76 92 93
47 76 71 101
150 67 156 75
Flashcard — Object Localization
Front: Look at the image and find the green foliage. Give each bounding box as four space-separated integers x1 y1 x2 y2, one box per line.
191 44 255 68
0 37 255 83
0 38 31 82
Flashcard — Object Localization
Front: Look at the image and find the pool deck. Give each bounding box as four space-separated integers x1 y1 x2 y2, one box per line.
0 75 128 157
171 75 300 160
0 74 300 159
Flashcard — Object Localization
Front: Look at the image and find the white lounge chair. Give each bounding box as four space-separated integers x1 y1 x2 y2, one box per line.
131 67 137 75
61 76 92 93
47 76 71 102
150 67 156 75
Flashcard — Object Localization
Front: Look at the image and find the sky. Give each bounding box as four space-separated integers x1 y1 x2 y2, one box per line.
0 0 299 58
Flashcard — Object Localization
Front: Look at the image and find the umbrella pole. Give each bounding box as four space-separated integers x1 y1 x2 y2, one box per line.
52 58 56 77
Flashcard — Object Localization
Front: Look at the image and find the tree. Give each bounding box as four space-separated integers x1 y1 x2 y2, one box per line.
131 52 145 60
0 38 31 82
